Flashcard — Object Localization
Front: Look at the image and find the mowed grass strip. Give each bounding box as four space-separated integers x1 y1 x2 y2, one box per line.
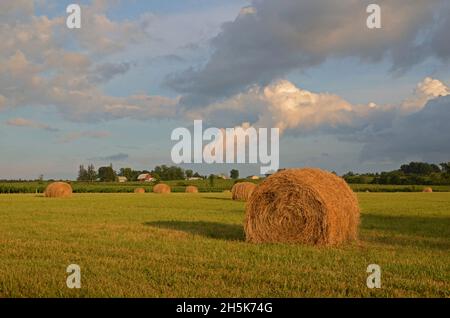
0 193 449 297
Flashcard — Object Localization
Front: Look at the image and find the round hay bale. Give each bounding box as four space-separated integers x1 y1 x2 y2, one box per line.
153 183 171 194
185 186 199 193
422 187 433 193
134 188 146 194
231 182 256 201
245 168 360 246
44 182 72 198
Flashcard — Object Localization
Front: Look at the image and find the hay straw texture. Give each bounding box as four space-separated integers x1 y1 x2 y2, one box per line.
245 168 360 246
134 188 146 194
153 183 171 194
423 187 433 193
44 182 73 198
231 182 257 201
185 186 199 193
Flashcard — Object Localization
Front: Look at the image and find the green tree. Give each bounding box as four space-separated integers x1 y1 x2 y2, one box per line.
152 173 161 182
185 169 194 179
440 162 450 174
98 164 116 182
119 167 133 181
152 165 185 180
87 164 97 182
208 174 215 187
77 165 88 181
400 162 441 175
127 169 148 181
230 169 239 179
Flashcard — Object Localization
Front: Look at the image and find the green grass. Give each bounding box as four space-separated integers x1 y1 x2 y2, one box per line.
0 193 449 297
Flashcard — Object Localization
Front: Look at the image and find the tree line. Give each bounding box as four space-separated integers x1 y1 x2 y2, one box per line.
343 161 450 185
77 164 241 182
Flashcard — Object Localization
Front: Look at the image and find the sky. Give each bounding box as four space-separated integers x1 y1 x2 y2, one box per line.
1 0 450 179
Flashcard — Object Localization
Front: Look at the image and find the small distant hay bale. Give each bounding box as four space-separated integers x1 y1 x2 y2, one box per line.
245 168 360 246
223 190 231 194
134 188 146 194
44 182 72 198
153 183 171 194
185 186 199 193
422 187 433 193
231 182 256 201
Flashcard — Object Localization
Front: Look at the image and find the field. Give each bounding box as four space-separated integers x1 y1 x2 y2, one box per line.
0 192 449 298
0 180 237 194
1 181 450 194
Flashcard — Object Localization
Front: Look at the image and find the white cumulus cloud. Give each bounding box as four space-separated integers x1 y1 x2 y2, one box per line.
402 77 450 112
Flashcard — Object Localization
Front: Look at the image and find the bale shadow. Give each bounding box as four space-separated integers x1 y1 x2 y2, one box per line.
144 221 245 241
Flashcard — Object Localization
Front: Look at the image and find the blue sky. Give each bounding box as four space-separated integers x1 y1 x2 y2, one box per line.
1 0 450 179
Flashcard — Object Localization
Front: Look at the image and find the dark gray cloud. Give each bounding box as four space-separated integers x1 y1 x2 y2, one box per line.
360 95 450 162
89 153 129 162
429 9 450 61
166 0 450 106
88 62 133 83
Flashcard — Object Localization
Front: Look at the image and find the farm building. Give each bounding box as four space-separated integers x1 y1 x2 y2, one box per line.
117 176 127 183
137 173 155 182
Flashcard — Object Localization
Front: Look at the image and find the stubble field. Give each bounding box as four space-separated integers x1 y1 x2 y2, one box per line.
0 192 449 297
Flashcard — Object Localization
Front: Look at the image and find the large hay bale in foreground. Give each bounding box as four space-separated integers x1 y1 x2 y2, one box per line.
153 183 171 194
185 186 199 193
134 188 146 194
232 182 257 201
422 187 433 193
44 182 73 198
245 168 360 246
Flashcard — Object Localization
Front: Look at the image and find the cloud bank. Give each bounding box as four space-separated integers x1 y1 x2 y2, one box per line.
167 0 450 105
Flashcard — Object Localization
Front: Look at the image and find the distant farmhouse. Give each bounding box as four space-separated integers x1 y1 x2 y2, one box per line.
137 173 156 182
117 176 128 183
